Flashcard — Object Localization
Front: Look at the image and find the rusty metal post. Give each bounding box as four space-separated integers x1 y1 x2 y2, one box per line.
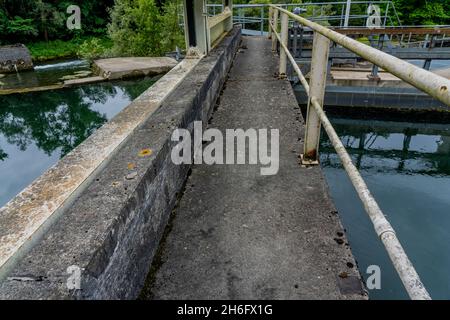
271 9 279 52
279 12 289 77
302 32 330 164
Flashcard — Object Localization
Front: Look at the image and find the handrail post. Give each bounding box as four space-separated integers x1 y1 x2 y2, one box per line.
260 5 264 35
279 12 289 77
271 9 279 52
268 7 273 39
302 32 330 164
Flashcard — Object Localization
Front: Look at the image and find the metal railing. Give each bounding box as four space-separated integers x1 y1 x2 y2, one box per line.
268 4 444 300
206 1 401 36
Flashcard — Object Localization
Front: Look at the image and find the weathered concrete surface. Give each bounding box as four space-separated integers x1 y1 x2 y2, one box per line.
63 76 105 86
0 57 178 95
0 27 241 299
318 66 450 88
143 37 367 300
94 57 178 80
0 57 200 282
0 44 33 73
0 84 65 95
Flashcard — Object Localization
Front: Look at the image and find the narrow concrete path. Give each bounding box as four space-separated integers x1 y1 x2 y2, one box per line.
142 36 366 300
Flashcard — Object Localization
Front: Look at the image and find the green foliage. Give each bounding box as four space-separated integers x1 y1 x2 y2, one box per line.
77 37 113 61
108 0 184 57
5 16 38 37
0 0 114 43
28 36 110 62
28 39 81 61
393 0 450 26
160 1 185 52
301 3 335 27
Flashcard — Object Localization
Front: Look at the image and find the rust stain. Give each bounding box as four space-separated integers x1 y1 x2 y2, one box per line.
138 149 153 157
305 149 317 160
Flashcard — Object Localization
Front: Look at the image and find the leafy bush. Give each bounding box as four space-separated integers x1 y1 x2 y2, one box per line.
28 36 112 62
77 37 113 61
107 0 184 57
0 0 114 43
160 1 185 52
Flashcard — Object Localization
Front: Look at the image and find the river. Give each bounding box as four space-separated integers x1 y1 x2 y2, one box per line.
320 116 450 299
0 75 157 207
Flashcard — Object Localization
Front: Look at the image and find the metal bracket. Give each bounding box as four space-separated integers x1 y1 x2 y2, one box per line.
300 154 319 166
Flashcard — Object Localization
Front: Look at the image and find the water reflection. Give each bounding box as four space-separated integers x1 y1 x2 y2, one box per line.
0 59 91 90
321 119 450 176
320 117 450 300
0 77 156 207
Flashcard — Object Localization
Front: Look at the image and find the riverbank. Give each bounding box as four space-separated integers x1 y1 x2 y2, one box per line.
0 57 177 95
27 36 113 62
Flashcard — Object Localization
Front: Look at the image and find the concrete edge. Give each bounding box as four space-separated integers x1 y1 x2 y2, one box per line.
0 26 242 299
0 57 201 281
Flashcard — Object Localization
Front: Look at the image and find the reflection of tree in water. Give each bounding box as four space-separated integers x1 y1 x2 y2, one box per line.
117 77 158 100
0 149 6 161
0 77 156 162
321 122 450 175
0 86 112 160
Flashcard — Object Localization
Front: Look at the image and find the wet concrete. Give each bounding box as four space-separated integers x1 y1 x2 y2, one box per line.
143 37 367 300
93 57 178 80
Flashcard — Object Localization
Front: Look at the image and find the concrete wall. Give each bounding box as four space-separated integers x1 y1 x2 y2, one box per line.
0 27 241 300
0 44 33 73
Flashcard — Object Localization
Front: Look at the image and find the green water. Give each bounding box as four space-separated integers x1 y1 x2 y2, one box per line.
0 59 92 89
320 117 450 299
0 77 156 207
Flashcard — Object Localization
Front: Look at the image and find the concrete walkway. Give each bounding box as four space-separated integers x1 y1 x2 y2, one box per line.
142 37 366 300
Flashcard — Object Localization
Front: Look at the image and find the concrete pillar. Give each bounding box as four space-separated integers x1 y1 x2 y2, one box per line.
279 12 289 77
183 0 208 55
223 0 233 32
302 32 330 164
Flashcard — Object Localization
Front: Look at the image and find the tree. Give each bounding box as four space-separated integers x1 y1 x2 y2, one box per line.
0 0 114 43
108 0 184 56
393 0 450 26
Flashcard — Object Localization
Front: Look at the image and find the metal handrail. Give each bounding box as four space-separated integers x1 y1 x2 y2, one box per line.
206 1 402 35
241 1 399 25
269 4 435 300
276 6 450 106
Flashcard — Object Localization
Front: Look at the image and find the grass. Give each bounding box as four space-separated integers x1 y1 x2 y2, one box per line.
27 36 113 62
